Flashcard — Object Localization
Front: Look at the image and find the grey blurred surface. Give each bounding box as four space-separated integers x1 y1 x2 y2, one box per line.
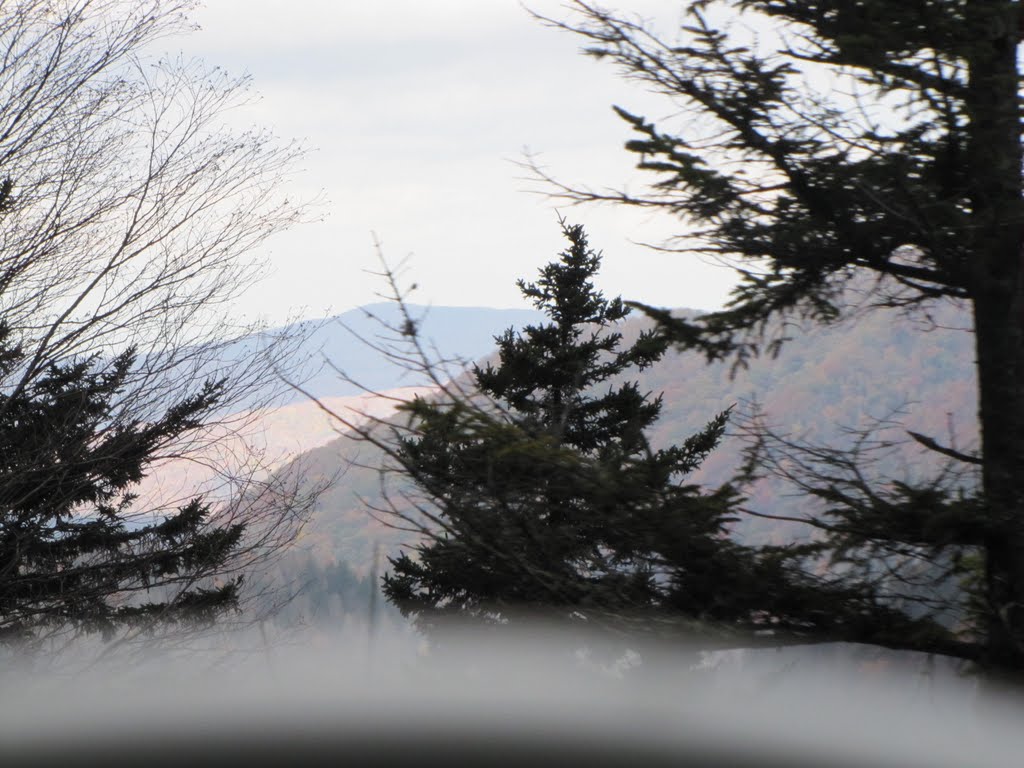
2 624 1020 768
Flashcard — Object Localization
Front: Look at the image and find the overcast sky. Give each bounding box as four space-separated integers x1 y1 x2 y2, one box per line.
174 1 741 326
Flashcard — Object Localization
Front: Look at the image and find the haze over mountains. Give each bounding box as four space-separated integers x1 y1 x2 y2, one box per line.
257 302 547 403
137 303 545 506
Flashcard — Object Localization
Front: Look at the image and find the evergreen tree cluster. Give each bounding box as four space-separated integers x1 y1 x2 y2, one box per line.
517 0 1024 674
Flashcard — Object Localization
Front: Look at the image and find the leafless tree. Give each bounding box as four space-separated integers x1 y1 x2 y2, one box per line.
0 0 326 656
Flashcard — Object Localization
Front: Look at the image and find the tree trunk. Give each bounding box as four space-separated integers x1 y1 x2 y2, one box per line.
965 0 1024 673
974 298 1024 673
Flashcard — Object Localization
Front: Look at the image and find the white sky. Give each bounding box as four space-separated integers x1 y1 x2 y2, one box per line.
174 1 741 326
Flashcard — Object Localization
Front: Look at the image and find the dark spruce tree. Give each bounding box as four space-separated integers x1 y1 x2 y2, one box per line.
379 222 944 647
0 180 248 647
1 361 248 647
532 1 1019 675
0 334 248 646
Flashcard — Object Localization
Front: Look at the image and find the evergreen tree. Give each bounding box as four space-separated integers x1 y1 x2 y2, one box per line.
533 1 1021 672
0 179 252 647
0 324 247 645
380 222 942 646
0 1 315 652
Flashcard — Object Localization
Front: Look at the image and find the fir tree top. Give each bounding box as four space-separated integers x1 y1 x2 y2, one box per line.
474 221 668 456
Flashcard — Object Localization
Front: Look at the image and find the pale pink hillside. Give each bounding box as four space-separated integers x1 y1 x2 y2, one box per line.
131 386 436 512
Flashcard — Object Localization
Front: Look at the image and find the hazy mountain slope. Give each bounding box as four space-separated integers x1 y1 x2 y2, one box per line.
619 303 977 542
133 386 435 512
239 303 545 404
